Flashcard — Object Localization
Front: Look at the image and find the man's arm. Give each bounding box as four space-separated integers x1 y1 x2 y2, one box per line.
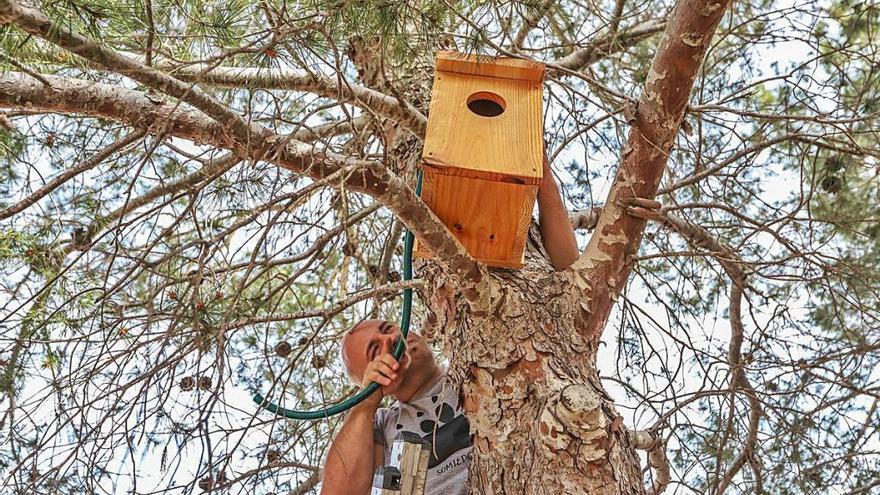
320 399 384 495
537 157 580 270
321 353 405 494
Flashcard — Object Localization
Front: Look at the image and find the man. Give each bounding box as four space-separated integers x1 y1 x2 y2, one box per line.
320 158 579 494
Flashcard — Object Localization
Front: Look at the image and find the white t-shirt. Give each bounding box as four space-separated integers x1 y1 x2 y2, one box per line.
374 372 472 495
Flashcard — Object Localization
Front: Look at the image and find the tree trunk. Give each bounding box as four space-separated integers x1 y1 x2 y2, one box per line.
421 0 733 492
421 258 638 493
420 239 641 494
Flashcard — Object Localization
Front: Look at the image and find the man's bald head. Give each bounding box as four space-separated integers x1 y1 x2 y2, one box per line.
339 319 435 389
340 319 396 383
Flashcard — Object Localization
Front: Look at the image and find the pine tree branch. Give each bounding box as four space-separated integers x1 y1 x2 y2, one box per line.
222 279 424 331
143 0 156 66
632 430 671 495
657 132 807 195
205 204 382 278
290 114 372 143
658 212 764 495
0 0 481 291
607 0 628 41
378 219 405 281
0 0 262 149
510 0 555 51
288 471 320 495
570 208 603 231
0 72 485 298
208 461 319 493
66 153 242 253
165 64 427 137
0 51 52 86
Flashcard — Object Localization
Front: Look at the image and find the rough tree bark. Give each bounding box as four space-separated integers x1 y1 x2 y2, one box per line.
0 0 731 492
426 1 733 493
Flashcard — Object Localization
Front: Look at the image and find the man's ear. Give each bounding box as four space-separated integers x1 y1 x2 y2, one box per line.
339 336 361 386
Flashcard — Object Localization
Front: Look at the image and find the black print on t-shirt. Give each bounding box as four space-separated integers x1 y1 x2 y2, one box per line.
421 415 472 468
437 403 454 423
387 382 473 475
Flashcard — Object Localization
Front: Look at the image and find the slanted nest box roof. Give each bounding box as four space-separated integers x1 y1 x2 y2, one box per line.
416 51 546 269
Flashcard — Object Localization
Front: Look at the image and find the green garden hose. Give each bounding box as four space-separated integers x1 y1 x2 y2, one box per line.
252 170 422 420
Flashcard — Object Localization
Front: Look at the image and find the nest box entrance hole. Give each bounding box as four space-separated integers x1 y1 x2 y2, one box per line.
467 91 506 117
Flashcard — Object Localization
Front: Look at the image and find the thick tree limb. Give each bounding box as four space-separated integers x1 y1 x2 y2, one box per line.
0 0 265 154
0 72 486 300
0 1 487 295
570 0 732 342
632 430 671 495
165 65 427 137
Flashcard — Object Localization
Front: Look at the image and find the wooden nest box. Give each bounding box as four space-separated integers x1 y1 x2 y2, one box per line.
416 51 545 269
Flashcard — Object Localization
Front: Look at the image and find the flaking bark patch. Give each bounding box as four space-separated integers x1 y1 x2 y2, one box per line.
420 252 643 494
680 33 705 46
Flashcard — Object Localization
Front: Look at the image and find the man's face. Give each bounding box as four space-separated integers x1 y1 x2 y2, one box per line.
341 319 433 385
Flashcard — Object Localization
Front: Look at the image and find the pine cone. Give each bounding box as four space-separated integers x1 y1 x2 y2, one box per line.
310 355 326 369
198 476 212 491
180 376 195 391
265 449 282 463
274 341 291 357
